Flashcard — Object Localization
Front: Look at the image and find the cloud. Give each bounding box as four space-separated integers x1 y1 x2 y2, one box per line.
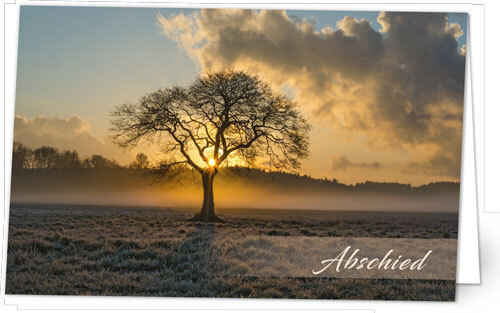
403 153 461 177
14 115 91 139
158 9 466 179
331 155 382 171
14 115 132 163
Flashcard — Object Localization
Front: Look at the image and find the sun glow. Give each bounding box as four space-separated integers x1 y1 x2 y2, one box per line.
208 158 216 166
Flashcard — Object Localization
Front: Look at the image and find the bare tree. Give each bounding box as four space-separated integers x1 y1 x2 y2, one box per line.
59 150 81 169
12 142 33 170
33 146 59 170
129 153 150 170
111 70 310 222
83 155 120 169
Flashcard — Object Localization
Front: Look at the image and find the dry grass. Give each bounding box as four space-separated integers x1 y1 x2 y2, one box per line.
6 204 457 300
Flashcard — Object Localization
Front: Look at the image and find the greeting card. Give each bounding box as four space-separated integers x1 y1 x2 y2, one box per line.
6 6 467 301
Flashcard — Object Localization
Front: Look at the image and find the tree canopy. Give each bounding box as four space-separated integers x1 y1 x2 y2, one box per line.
110 70 310 175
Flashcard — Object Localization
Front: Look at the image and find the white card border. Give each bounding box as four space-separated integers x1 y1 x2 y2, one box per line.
0 0 482 311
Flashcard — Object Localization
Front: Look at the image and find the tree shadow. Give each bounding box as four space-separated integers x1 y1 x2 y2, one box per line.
172 221 224 287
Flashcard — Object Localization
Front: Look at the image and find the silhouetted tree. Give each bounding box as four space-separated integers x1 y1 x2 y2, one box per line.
83 154 120 169
129 153 150 170
11 142 123 171
58 150 82 169
12 142 33 170
111 70 310 222
33 146 60 169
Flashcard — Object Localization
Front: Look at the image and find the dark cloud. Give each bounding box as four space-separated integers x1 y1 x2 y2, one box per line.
159 10 466 179
403 153 461 177
331 155 382 171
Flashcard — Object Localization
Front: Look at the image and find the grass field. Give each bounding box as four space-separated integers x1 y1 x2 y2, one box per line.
6 204 457 300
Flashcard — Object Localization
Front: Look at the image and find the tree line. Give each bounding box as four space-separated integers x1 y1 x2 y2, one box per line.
11 142 458 195
11 142 150 171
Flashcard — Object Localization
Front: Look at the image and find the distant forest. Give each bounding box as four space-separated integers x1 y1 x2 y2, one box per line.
11 142 146 171
11 142 459 196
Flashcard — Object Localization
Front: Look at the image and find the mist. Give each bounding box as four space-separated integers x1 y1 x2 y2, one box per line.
10 168 459 213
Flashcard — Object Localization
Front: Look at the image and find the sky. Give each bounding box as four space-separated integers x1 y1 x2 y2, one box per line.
14 6 468 185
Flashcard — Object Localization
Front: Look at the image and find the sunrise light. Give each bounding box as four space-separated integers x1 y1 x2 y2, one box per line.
208 158 216 166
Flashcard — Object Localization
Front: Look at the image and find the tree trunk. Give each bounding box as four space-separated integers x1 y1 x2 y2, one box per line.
193 168 222 222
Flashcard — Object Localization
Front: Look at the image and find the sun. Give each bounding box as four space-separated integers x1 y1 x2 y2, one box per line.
208 158 216 167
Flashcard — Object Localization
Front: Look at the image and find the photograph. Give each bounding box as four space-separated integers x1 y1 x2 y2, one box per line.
6 6 467 301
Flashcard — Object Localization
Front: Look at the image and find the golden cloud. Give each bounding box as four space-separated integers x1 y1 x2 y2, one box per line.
158 10 466 179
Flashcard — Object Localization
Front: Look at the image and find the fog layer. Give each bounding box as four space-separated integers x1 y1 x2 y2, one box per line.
10 168 459 213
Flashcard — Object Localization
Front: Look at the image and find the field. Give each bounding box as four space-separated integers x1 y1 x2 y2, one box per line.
6 204 457 300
